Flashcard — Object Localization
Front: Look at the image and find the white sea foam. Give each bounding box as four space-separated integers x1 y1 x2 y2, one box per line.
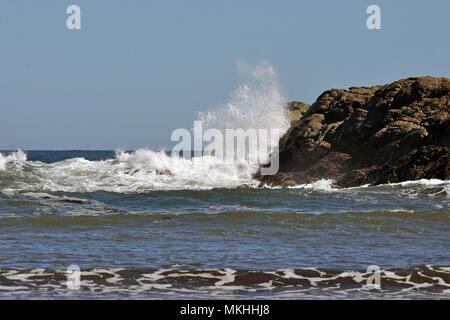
1 265 449 299
294 178 450 191
389 179 449 186
0 149 259 193
287 179 337 191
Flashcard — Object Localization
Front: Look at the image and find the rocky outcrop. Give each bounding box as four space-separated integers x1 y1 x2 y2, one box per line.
258 77 450 187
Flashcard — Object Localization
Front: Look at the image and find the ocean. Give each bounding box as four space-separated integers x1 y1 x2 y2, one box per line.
0 150 449 299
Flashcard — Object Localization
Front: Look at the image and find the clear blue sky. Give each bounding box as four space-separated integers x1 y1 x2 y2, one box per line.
1 0 449 150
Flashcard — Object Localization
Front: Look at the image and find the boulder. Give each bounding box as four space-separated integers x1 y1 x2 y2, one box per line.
257 77 450 187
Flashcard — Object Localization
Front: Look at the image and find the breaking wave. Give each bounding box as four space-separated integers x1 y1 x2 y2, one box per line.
0 149 259 193
0 62 290 193
0 150 449 193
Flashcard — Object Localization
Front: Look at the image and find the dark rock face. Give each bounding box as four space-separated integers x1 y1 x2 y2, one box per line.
258 77 450 187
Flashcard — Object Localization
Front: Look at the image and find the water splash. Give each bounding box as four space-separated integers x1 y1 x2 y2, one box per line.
198 60 289 165
0 62 290 192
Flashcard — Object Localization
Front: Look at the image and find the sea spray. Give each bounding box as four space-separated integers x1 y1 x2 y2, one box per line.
0 150 27 171
197 60 290 166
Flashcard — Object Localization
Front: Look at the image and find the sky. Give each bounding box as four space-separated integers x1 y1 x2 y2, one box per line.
0 0 449 150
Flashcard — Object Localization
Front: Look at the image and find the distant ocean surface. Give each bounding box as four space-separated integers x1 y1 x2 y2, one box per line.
0 150 449 299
